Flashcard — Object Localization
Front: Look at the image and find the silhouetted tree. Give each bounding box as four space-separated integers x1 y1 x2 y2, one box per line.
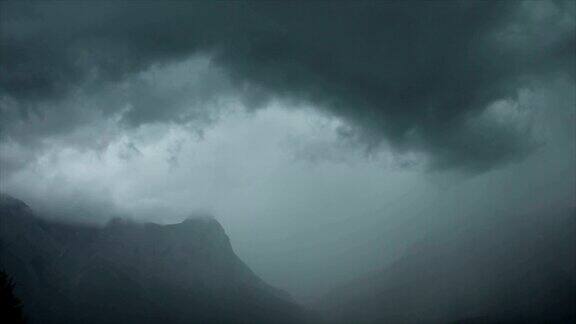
0 270 26 324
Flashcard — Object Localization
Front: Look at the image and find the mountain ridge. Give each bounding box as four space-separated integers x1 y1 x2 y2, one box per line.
318 207 576 323
0 194 312 324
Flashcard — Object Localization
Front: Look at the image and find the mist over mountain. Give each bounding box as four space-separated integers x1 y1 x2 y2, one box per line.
3 193 574 323
0 194 312 324
319 207 576 323
1 1 575 323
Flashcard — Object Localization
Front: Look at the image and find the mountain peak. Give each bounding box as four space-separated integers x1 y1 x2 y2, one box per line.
179 214 222 230
0 196 309 323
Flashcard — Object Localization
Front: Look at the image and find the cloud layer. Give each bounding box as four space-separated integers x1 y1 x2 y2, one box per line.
2 1 574 171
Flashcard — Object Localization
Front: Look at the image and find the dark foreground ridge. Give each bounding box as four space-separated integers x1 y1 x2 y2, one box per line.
0 194 312 324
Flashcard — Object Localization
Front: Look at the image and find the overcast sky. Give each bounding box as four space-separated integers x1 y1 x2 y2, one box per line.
1 0 574 301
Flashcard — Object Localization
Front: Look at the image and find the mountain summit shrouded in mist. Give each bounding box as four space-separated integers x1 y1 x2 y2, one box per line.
1 1 575 323
0 194 313 323
2 194 575 323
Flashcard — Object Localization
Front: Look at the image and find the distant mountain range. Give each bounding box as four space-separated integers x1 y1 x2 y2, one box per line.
0 194 313 324
3 193 575 324
319 207 576 323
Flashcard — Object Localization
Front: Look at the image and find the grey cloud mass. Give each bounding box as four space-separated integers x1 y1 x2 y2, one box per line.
2 1 574 171
0 0 575 304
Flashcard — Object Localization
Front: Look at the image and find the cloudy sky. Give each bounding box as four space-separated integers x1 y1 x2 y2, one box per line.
1 1 574 301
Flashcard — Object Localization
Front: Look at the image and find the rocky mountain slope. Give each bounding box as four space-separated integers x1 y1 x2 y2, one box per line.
0 194 310 324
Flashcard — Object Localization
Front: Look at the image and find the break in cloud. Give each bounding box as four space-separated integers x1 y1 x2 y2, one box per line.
1 0 574 172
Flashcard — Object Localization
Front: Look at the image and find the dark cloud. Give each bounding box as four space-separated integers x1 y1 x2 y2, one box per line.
1 1 574 171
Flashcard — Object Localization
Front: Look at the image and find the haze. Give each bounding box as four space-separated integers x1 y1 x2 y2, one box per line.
1 0 574 315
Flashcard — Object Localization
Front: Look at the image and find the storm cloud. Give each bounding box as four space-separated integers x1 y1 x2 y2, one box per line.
2 0 574 171
0 1 575 303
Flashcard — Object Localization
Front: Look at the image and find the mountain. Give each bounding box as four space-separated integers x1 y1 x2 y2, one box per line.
0 194 311 324
319 208 576 323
